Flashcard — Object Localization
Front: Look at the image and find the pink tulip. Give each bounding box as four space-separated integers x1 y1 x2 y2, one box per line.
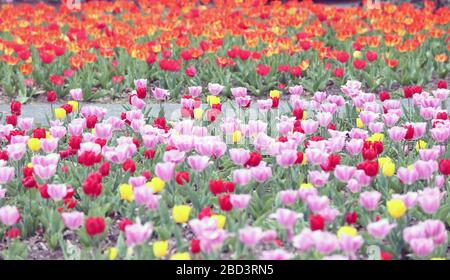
239 226 263 246
134 187 160 210
152 87 170 100
346 179 362 193
334 165 356 183
230 194 251 210
270 208 299 229
367 219 396 239
47 184 67 201
346 139 364 156
419 149 440 161
17 117 34 131
368 122 384 133
289 85 303 95
305 148 328 165
260 249 293 260
188 86 202 97
230 87 247 98
382 113 400 127
6 143 26 161
129 176 147 188
187 155 211 172
232 169 252 186
409 238 434 257
250 163 272 183
125 219 153 247
154 162 176 181
298 188 318 202
257 99 273 111
293 229 315 252
69 88 83 101
301 119 318 135
229 148 250 166
359 191 381 211
397 167 419 185
317 112 333 127
388 126 407 141
306 195 330 212
276 149 297 168
339 234 364 255
0 187 6 199
278 190 298 206
163 150 186 164
392 192 418 209
0 205 20 226
207 83 224 95
94 123 113 140
0 167 14 185
414 160 438 180
61 211 84 230
430 127 450 142
308 170 329 187
417 188 441 215
40 138 59 153
313 231 339 255
142 134 159 149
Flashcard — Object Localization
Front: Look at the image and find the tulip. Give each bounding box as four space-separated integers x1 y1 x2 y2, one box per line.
154 162 176 182
239 227 264 247
61 211 84 230
387 199 407 219
47 184 67 201
367 219 396 239
153 240 169 258
359 191 381 211
0 166 14 185
0 206 20 226
229 194 251 210
172 205 191 223
125 219 153 247
232 169 252 186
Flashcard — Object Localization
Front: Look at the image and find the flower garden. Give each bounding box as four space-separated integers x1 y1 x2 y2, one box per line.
0 0 449 260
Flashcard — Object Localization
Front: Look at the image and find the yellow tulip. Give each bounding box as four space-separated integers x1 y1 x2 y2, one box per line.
337 226 357 238
269 90 281 99
211 214 226 229
302 111 308 120
353 50 362 58
232 130 241 143
68 100 79 111
119 184 134 202
153 241 169 258
387 199 406 219
382 162 396 177
415 140 427 151
27 138 41 152
193 108 204 120
107 247 118 260
54 108 66 120
299 183 313 189
172 205 191 223
368 133 384 142
378 157 393 168
147 177 165 193
207 95 220 106
170 252 191 260
356 118 363 128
